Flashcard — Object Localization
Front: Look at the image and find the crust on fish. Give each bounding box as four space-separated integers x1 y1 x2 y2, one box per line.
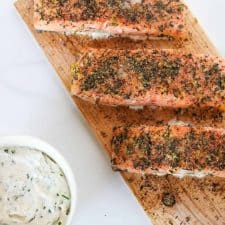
34 0 188 40
71 49 225 109
111 125 225 178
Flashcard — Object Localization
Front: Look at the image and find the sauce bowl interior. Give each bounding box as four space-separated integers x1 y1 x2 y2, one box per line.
0 135 77 225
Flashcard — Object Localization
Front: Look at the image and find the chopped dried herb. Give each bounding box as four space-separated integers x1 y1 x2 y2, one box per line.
127 55 181 90
111 125 225 174
216 75 225 90
126 144 134 155
205 63 220 81
135 133 152 156
36 0 186 34
59 0 68 6
162 192 176 207
75 0 98 20
111 130 128 153
81 56 119 91
133 157 151 170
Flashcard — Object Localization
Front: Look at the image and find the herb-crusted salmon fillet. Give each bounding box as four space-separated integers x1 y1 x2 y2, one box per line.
71 49 225 108
34 0 188 40
111 125 225 178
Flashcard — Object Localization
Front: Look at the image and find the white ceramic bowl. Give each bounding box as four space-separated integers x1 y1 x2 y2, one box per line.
0 135 77 225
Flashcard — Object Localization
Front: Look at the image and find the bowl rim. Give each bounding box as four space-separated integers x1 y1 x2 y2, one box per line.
0 135 77 225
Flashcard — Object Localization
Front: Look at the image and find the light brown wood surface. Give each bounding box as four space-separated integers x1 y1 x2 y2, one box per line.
15 1 225 224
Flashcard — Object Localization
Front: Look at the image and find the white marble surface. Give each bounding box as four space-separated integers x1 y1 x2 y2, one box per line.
0 1 225 224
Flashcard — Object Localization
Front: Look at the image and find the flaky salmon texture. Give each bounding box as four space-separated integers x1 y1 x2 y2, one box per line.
34 0 188 40
111 125 225 178
71 49 225 109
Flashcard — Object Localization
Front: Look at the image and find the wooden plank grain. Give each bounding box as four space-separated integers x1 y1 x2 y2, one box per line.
15 0 225 224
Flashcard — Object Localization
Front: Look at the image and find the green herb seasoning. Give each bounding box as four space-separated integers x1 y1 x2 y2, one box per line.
73 49 225 108
162 192 176 207
36 0 186 36
111 125 225 177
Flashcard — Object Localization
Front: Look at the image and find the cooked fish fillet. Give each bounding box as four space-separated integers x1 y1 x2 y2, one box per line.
111 125 225 178
71 49 225 108
34 0 188 40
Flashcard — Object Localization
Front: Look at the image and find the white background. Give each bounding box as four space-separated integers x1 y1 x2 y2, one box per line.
0 1 225 224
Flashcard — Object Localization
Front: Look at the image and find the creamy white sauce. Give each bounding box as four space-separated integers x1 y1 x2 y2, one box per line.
0 146 71 225
75 30 111 39
173 169 207 179
129 105 144 110
152 169 208 179
130 0 142 4
168 119 192 126
73 29 150 40
128 35 147 41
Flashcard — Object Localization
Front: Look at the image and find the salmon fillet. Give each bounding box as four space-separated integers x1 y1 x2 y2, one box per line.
34 0 188 40
71 49 225 108
111 125 225 178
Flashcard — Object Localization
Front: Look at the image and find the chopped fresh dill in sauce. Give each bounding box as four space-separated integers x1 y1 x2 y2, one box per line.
0 146 71 225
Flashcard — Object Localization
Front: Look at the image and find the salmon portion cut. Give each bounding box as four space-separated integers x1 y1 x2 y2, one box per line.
111 125 225 178
71 49 225 108
34 0 188 40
